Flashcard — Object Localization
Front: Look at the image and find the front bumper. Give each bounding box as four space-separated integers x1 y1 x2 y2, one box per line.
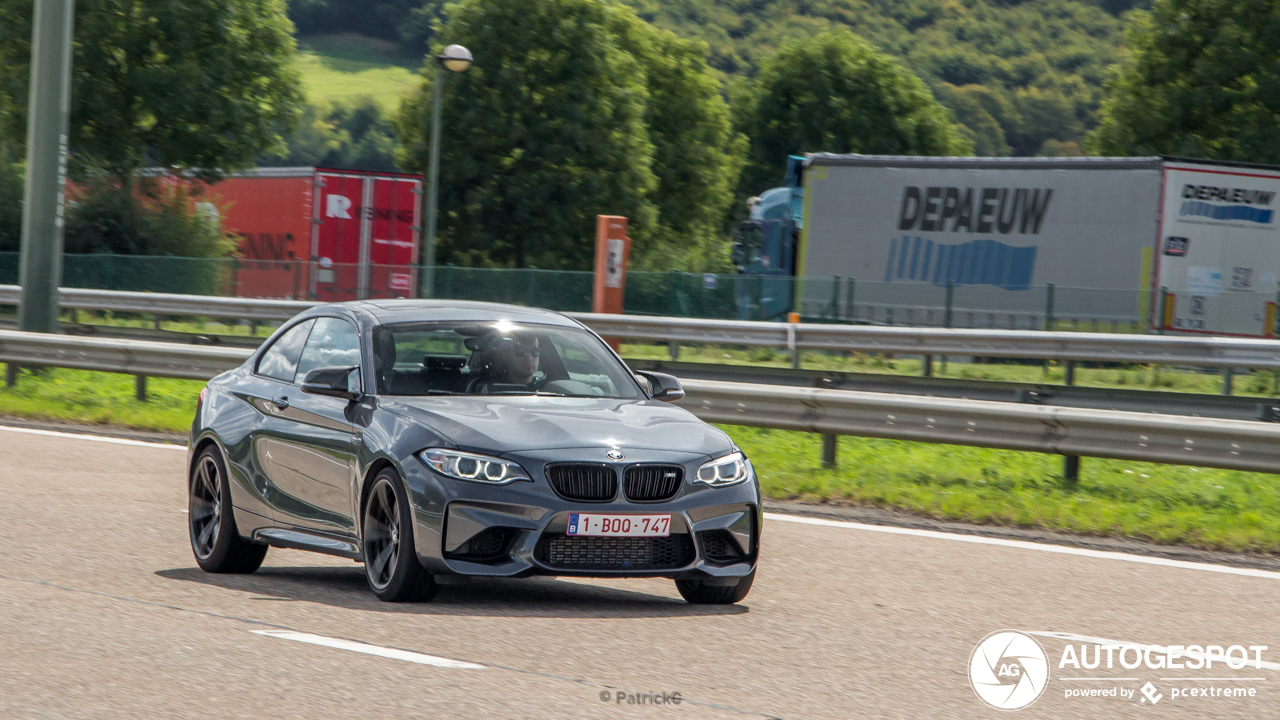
402 447 761 580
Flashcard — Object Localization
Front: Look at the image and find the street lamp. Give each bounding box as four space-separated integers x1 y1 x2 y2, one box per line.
421 44 473 298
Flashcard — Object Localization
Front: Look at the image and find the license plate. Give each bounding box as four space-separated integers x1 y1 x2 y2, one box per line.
566 513 671 537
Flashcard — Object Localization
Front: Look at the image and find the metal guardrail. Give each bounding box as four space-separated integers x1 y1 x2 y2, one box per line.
0 330 251 381
580 314 1280 369
5 284 1280 368
628 359 1280 423
3 329 1280 474
685 379 1280 474
0 285 314 322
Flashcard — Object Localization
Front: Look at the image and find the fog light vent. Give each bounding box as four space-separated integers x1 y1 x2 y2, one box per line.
698 530 744 562
447 528 511 561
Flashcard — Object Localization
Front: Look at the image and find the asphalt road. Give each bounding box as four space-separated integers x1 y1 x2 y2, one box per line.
1 426 1277 719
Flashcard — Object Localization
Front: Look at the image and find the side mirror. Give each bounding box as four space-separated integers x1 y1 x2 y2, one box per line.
301 366 361 400
635 370 684 403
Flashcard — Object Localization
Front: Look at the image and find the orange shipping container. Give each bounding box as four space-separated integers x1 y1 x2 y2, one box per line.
198 167 423 300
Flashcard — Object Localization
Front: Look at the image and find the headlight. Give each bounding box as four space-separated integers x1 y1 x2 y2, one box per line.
419 449 531 484
695 451 748 487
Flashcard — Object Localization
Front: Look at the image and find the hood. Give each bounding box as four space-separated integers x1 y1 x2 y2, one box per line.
379 395 732 457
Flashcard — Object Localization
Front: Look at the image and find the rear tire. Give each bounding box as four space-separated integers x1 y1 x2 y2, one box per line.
362 469 436 602
189 445 268 573
675 570 755 605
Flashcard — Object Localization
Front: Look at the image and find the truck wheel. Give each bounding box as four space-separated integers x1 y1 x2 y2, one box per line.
189 446 268 573
675 570 755 605
362 469 436 602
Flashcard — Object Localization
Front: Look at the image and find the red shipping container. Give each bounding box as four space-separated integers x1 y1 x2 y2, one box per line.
199 167 423 300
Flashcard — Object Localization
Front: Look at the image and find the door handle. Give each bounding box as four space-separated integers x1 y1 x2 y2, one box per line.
271 395 290 410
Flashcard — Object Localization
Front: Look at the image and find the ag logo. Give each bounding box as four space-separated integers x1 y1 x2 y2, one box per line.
969 631 1049 711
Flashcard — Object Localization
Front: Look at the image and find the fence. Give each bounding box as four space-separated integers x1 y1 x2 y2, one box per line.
0 252 1191 330
792 276 1154 332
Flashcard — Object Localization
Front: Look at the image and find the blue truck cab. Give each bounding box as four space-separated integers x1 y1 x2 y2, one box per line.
731 156 805 320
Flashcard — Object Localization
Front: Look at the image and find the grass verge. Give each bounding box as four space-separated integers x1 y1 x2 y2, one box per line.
2 364 1276 553
0 366 201 433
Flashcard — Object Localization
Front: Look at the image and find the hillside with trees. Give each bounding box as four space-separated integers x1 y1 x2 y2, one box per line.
287 0 1135 161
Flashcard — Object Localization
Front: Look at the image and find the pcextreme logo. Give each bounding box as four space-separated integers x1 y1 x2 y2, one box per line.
969 631 1051 711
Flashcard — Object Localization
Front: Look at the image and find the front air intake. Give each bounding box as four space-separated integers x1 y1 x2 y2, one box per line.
546 464 618 502
535 534 694 570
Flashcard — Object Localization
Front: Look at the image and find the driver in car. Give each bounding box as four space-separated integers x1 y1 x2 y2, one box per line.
492 334 540 386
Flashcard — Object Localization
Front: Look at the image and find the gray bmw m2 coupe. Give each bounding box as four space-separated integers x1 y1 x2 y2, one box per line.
187 300 759 604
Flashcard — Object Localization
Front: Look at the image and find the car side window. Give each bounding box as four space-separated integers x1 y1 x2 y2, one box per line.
294 317 362 385
256 319 316 383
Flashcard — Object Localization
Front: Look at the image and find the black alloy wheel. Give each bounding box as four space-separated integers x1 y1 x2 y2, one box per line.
362 470 435 602
189 446 268 573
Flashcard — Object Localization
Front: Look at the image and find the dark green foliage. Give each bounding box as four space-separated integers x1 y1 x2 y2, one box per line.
397 0 742 271
0 0 305 184
623 0 1126 163
268 98 399 172
610 13 745 270
1088 0 1280 162
0 143 20 253
939 84 1013 156
397 0 656 270
288 0 442 50
63 181 235 259
737 30 970 195
290 0 1126 163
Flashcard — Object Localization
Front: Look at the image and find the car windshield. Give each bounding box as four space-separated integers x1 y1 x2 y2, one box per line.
372 321 640 399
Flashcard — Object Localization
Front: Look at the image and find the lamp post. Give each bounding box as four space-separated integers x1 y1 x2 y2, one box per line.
421 44 472 299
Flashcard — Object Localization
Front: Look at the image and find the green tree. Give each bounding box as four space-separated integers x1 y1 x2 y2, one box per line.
610 14 745 269
0 0 304 184
268 97 399 172
0 142 21 253
939 84 1013 157
397 0 660 270
63 181 235 260
737 29 970 195
1088 0 1280 161
288 0 439 50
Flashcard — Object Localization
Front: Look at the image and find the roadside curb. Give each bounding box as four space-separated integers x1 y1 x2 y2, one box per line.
0 415 186 446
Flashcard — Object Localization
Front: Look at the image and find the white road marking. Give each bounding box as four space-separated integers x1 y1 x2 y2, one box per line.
252 630 487 670
765 512 1280 582
1027 630 1280 672
0 424 185 450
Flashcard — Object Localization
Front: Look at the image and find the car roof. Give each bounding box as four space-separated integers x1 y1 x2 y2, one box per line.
308 299 582 328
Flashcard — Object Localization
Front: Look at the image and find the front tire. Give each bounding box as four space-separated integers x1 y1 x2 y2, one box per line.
362 469 436 602
675 570 755 605
189 446 268 573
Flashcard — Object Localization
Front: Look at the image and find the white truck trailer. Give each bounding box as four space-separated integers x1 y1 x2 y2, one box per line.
737 154 1280 337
